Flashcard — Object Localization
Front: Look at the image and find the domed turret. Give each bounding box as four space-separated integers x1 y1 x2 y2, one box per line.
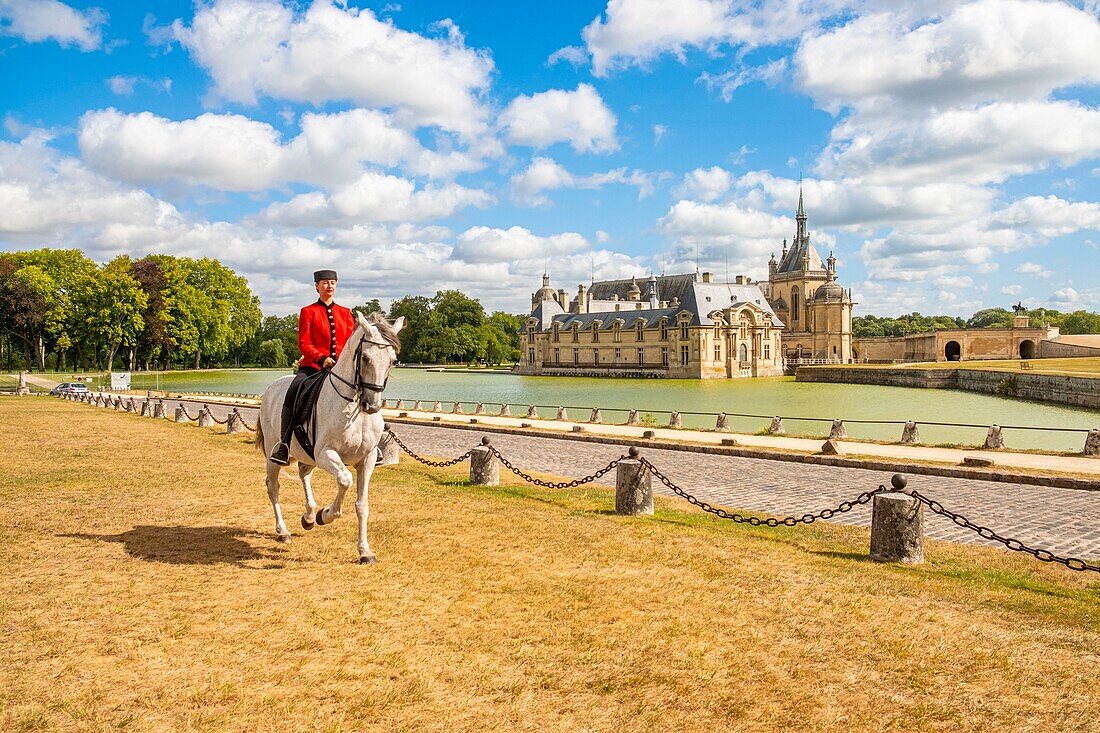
627 276 641 301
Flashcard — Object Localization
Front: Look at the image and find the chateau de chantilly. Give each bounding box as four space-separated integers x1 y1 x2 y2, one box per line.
519 191 1056 379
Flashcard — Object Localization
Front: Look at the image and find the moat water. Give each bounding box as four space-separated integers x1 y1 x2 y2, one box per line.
125 368 1099 452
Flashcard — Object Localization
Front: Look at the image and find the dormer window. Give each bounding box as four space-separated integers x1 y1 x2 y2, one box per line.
572 323 580 342
592 322 600 343
636 322 645 341
659 319 669 340
552 322 560 343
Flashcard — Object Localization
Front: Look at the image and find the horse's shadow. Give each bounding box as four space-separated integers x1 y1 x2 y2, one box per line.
62 525 287 568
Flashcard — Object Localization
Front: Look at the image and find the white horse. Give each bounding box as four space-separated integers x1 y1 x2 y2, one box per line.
255 311 404 563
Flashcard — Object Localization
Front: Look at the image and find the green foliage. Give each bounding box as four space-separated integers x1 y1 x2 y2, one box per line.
387 291 522 364
852 312 965 337
257 338 288 368
1060 310 1100 335
965 307 1014 329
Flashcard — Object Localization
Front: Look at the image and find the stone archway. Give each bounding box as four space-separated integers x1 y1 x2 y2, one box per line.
1019 339 1036 359
945 340 962 361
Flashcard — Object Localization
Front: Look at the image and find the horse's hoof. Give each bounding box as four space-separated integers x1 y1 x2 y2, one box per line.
276 533 292 544
359 554 377 564
315 509 327 527
301 516 315 530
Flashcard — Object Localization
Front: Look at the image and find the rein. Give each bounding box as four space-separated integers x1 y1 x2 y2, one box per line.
325 335 392 412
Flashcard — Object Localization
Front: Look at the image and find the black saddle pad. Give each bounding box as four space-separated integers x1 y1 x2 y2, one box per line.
291 369 328 460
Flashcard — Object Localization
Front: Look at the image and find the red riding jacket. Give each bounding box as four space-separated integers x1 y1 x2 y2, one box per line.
298 300 356 371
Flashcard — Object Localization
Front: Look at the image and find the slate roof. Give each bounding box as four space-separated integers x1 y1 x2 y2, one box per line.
776 237 824 274
522 298 565 332
586 273 695 306
684 282 784 327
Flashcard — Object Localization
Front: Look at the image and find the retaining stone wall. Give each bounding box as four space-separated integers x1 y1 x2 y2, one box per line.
796 366 1100 410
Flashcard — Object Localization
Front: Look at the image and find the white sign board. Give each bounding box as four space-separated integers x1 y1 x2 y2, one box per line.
110 372 131 390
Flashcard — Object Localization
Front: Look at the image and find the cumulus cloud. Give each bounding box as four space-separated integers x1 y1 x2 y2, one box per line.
78 108 486 191
580 0 854 77
674 166 732 202
451 226 589 264
169 0 495 138
510 157 660 205
1051 286 1079 304
0 0 104 50
1015 261 1052 278
991 195 1100 237
796 0 1100 113
499 84 618 154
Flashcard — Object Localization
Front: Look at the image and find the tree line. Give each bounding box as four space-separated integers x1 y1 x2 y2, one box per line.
853 307 1100 338
0 248 523 371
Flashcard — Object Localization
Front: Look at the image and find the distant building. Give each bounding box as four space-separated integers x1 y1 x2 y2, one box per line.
761 188 854 363
518 189 854 378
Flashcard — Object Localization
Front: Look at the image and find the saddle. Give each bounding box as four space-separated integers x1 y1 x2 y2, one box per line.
289 369 329 461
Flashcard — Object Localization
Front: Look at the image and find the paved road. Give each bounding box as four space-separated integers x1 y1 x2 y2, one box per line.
86 395 1100 558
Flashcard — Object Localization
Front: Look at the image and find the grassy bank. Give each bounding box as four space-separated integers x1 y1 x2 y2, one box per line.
2 399 1098 732
852 356 1100 377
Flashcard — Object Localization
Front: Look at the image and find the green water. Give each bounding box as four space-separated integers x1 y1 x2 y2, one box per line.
117 368 1099 451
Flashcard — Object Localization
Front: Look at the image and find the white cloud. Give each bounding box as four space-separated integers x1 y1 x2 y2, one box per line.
510 157 660 206
652 124 667 143
547 45 586 67
254 171 492 227
698 57 787 101
78 108 486 191
579 0 867 77
674 166 732 202
499 84 618 154
1015 261 1052 278
1051 286 1080 304
451 226 589 264
796 0 1100 113
991 195 1100 237
106 76 136 95
0 0 104 50
170 0 495 138
818 100 1100 185
1001 285 1023 296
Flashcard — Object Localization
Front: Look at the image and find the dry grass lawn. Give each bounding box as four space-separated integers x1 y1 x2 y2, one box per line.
2 398 1098 732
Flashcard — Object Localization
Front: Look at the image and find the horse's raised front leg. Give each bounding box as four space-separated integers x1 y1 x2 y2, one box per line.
314 448 353 529
265 461 291 543
299 462 318 530
354 451 379 564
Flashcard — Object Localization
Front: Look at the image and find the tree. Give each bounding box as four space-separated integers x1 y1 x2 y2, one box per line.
70 268 147 370
353 298 382 318
1061 310 1100 334
389 295 432 362
966 308 1014 329
258 338 288 367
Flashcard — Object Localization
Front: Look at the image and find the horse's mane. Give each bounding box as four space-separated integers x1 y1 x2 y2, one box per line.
366 312 402 354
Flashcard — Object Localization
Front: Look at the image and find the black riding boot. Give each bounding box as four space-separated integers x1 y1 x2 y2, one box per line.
268 396 295 465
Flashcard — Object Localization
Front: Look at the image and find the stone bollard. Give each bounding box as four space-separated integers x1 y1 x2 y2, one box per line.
590 408 602 423
140 400 150 417
226 410 243 434
901 421 920 444
177 406 191 423
556 406 568 421
17 371 30 395
627 409 640 426
870 475 923 565
378 431 400 465
432 401 442 413
668 411 683 429
469 438 499 486
615 447 653 516
499 403 511 417
127 398 137 413
829 419 847 439
395 399 405 410
475 402 486 415
414 400 423 411
153 401 167 419
198 407 214 428
983 425 1006 449
452 401 463 414
768 416 785 435
1084 429 1100 457
715 413 731 432
526 405 538 419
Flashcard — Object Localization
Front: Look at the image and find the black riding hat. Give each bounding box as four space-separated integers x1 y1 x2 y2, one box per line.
314 269 338 282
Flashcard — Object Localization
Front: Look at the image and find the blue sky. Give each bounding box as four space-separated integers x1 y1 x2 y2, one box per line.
1 0 1098 316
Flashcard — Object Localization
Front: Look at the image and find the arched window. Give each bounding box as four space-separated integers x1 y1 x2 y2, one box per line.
739 343 748 362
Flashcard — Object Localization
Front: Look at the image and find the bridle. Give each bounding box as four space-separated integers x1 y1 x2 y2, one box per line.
326 333 393 413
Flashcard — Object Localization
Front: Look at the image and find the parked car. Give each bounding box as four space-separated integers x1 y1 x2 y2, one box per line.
50 383 89 395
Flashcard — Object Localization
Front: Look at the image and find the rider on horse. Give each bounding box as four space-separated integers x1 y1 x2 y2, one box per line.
268 269 356 466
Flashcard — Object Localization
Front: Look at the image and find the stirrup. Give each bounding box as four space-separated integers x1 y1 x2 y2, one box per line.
269 442 291 466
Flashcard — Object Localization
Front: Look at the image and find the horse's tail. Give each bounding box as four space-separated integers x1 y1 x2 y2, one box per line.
254 409 265 451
